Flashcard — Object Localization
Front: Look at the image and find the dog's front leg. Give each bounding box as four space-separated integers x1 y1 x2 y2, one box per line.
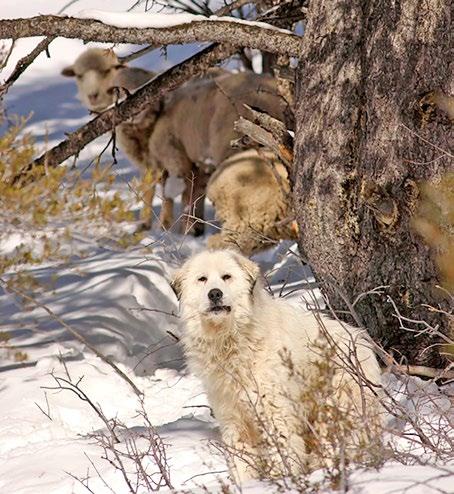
225 436 258 484
221 419 261 484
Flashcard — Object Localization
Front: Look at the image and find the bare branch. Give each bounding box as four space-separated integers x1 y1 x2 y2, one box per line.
215 0 253 16
34 391 53 421
0 37 55 99
118 0 254 63
119 44 159 64
0 15 302 57
397 363 454 380
245 103 294 143
0 40 16 71
42 373 121 443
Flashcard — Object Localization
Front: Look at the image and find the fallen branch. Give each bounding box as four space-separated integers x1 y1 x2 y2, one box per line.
0 277 143 397
0 14 302 57
383 354 454 380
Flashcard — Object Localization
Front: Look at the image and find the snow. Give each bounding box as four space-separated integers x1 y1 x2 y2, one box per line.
1 2 454 493
75 9 295 35
0 353 218 494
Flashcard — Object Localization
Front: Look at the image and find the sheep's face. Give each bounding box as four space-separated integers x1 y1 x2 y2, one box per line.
62 48 123 112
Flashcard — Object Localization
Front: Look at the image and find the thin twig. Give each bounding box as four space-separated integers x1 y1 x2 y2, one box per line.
0 37 56 98
128 306 179 317
42 373 121 443
400 123 454 159
182 469 229 484
0 40 16 71
34 391 53 421
119 0 253 63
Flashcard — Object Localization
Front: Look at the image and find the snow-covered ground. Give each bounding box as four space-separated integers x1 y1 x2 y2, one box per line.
1 2 454 493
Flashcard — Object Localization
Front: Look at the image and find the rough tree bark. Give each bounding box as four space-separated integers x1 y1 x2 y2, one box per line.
294 0 453 367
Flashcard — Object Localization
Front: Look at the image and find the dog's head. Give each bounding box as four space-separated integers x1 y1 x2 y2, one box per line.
171 249 261 329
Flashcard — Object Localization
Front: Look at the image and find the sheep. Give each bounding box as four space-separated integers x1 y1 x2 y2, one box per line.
62 48 292 235
62 48 164 229
206 148 298 255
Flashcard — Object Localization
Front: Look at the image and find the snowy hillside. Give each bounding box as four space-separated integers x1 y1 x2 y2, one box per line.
1 2 453 493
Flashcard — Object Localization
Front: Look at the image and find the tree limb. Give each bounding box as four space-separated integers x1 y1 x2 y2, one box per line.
13 43 236 183
0 15 302 57
245 103 294 150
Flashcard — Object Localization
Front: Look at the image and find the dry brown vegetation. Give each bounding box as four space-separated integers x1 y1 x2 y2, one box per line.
0 118 145 277
412 174 454 293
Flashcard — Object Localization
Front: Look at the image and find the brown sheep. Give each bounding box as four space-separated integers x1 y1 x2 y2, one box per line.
62 48 291 235
207 149 298 255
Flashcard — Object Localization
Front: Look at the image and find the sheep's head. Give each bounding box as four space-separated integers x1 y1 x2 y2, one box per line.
62 48 124 112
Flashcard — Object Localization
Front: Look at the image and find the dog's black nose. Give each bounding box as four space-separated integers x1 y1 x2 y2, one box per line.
208 288 223 302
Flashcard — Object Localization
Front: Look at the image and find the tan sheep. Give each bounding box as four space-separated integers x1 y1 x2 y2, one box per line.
62 48 291 234
207 149 298 255
62 48 164 229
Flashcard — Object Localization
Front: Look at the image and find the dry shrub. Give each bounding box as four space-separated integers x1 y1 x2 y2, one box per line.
412 174 454 292
412 175 454 359
218 332 385 492
0 329 29 362
40 371 173 493
215 328 453 494
297 343 384 476
0 117 141 276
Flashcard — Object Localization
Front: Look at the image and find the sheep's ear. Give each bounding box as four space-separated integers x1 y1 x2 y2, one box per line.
61 65 76 77
170 269 183 301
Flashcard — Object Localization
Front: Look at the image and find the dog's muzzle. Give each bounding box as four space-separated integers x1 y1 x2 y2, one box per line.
207 288 231 314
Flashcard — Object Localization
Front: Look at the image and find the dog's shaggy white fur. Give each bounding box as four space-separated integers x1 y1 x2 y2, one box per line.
172 249 382 482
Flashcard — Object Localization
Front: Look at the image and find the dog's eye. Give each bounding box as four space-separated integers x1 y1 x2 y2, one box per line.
222 274 231 281
198 276 207 282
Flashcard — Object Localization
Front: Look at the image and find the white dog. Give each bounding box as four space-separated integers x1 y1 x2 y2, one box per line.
172 249 382 482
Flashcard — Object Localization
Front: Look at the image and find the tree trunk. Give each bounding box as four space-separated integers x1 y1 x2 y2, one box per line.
294 0 453 367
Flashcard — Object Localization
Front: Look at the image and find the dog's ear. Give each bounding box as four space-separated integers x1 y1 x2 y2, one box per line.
231 252 261 290
170 269 183 301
